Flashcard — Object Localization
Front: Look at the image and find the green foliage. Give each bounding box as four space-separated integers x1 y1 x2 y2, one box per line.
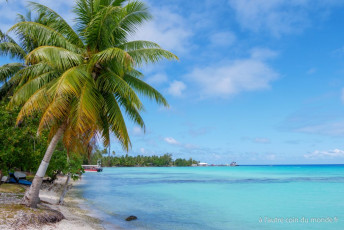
87 149 199 167
48 149 84 181
0 100 83 179
0 100 46 173
174 158 198 167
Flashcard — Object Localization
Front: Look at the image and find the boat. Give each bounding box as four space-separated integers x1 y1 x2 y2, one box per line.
82 160 103 172
4 171 32 185
230 162 237 167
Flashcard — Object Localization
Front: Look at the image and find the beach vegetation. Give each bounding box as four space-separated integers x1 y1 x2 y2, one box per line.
88 149 198 167
0 100 83 181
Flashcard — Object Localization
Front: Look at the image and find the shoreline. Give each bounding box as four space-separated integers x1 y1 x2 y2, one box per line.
0 175 122 230
38 176 105 230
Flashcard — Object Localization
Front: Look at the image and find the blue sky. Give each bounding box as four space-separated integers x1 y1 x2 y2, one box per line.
2 0 344 164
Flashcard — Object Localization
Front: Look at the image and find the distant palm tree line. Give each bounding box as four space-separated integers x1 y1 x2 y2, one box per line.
89 150 199 167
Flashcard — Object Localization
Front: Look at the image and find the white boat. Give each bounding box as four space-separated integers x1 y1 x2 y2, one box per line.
230 162 237 167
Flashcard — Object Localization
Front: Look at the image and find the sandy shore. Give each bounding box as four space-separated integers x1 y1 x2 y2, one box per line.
1 175 121 230
37 176 106 230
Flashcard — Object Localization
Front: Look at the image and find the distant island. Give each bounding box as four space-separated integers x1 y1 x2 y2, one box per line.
87 150 199 167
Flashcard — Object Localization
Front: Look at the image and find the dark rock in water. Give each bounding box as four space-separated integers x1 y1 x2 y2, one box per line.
125 216 138 221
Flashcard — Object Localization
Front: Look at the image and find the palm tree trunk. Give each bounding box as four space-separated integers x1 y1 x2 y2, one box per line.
22 124 66 208
58 172 71 205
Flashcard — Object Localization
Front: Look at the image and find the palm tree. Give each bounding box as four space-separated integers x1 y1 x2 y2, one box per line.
0 11 58 99
5 0 177 208
0 30 26 99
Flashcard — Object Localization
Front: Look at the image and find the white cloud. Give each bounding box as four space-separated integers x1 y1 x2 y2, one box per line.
164 137 179 145
163 137 200 151
228 0 306 36
140 147 145 154
146 73 168 85
167 80 187 97
209 31 236 47
265 154 276 160
228 0 342 37
250 48 278 60
304 149 344 159
295 121 344 136
129 6 192 53
186 48 279 98
242 136 271 144
132 126 144 136
189 126 213 137
254 138 271 144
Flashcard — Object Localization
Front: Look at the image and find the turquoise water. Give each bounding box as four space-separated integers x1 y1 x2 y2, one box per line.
76 166 344 230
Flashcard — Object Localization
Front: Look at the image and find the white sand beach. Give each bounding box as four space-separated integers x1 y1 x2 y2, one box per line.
0 176 121 230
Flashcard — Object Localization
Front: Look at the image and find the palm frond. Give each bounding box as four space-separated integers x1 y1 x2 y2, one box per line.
14 85 53 124
127 68 143 78
15 62 52 89
124 73 169 107
103 92 131 151
26 46 83 71
0 63 24 82
28 1 84 47
128 48 178 66
91 47 132 67
111 0 127 6
118 40 161 51
9 22 83 53
98 111 110 146
72 82 101 133
10 71 57 106
0 42 26 59
97 70 142 110
118 1 151 35
0 29 16 43
52 65 89 98
38 95 70 133
115 91 145 130
16 13 27 23
84 5 121 49
74 0 95 34
0 67 25 99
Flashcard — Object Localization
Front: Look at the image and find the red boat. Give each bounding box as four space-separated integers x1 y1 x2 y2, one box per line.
82 165 103 172
82 160 103 172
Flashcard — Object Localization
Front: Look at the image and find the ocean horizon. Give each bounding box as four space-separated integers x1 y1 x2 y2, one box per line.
75 165 344 230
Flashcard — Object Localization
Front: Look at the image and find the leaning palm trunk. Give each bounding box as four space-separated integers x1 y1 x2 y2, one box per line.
22 124 65 208
58 172 71 205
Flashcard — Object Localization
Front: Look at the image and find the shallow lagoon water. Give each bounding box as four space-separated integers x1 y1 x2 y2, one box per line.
76 165 344 230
